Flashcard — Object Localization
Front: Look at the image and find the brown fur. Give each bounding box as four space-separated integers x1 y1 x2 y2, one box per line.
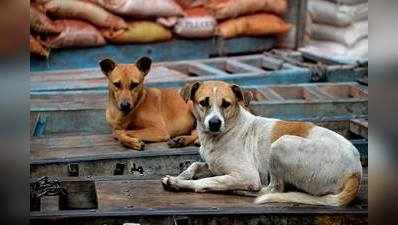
192 81 243 126
180 80 253 116
100 57 197 150
337 173 361 206
271 121 315 143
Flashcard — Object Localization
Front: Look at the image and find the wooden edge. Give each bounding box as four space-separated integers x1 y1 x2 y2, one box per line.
30 147 200 165
30 206 368 219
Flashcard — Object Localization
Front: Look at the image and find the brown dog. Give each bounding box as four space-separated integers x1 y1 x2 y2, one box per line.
99 57 198 150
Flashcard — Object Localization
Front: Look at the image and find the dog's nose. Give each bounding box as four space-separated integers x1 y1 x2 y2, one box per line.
120 102 132 113
208 116 222 132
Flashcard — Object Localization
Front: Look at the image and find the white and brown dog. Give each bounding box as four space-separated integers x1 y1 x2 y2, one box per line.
161 81 363 206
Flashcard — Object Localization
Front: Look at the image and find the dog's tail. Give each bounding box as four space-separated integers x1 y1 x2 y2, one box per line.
254 174 361 206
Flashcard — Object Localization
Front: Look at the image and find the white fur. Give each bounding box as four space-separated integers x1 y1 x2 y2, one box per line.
162 106 362 206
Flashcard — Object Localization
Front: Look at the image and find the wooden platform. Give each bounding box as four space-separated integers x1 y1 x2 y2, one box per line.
30 53 366 93
30 170 368 225
30 37 277 72
31 82 368 136
30 114 368 178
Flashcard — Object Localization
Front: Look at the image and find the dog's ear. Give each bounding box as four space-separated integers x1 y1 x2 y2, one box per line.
231 84 244 103
136 56 152 76
99 58 116 76
242 90 254 107
180 81 201 102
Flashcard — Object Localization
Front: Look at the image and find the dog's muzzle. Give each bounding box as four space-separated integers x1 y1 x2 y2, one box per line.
208 116 222 132
120 102 132 114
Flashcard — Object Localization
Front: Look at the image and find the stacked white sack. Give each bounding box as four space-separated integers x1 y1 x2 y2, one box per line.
301 0 368 62
308 0 367 27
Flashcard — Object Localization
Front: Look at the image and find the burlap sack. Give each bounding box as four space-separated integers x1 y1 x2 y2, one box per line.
308 0 368 27
175 0 207 9
173 6 216 38
308 19 368 47
88 0 184 17
102 21 172 43
44 0 127 29
216 13 290 39
30 35 50 58
30 6 62 34
300 38 368 62
207 0 287 20
326 0 368 5
43 20 106 48
174 16 216 38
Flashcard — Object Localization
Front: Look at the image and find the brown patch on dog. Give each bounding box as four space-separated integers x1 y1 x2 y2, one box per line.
271 121 315 143
337 173 361 206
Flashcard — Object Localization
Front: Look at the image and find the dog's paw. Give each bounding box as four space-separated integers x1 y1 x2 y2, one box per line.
194 139 201 147
167 137 186 148
161 175 181 191
133 140 145 151
122 139 145 151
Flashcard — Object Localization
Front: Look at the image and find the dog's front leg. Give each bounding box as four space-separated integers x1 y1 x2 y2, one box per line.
177 162 212 180
162 173 260 193
124 128 170 142
168 129 199 148
113 130 145 150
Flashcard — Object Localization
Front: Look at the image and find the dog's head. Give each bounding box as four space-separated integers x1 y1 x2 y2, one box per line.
181 81 244 135
99 57 152 114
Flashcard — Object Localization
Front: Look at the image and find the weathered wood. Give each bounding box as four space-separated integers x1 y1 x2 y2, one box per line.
350 119 368 139
31 139 201 178
31 54 311 92
30 115 368 178
95 180 367 211
30 52 366 93
31 37 277 72
30 83 368 135
30 214 368 225
40 196 59 212
30 171 367 225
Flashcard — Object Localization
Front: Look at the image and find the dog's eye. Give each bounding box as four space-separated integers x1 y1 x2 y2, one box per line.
221 99 231 108
199 98 209 108
113 81 122 89
130 82 139 90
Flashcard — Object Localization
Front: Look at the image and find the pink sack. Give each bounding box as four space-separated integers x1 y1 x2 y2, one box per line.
44 0 127 29
30 6 62 34
43 20 106 49
88 0 184 17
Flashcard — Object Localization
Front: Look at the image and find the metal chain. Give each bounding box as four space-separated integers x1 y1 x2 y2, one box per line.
31 176 66 198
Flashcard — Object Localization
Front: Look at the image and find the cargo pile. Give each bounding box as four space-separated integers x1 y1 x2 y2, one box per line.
30 0 290 58
301 0 368 62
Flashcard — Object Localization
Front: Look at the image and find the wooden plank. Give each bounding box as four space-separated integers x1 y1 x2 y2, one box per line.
30 52 366 93
40 196 59 212
30 140 201 178
95 180 367 211
31 214 367 225
30 83 368 135
30 171 367 222
30 116 368 178
31 54 313 93
350 119 368 139
30 37 277 72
